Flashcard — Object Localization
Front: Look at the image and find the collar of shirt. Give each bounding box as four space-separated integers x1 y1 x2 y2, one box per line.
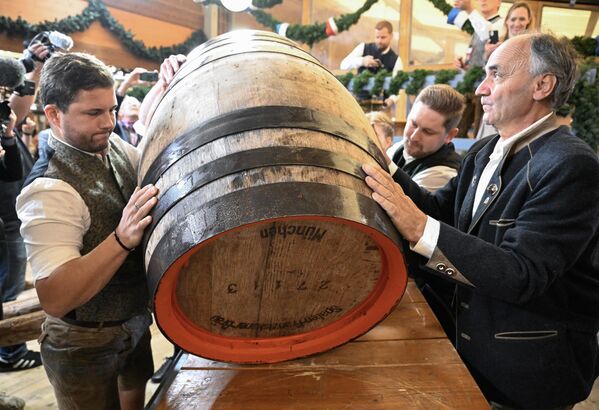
48 129 109 162
472 112 555 217
380 46 391 55
49 130 110 166
491 111 555 160
402 143 416 165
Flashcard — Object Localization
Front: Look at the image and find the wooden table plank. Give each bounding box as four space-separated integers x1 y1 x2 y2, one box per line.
156 365 488 409
183 339 462 370
149 281 488 409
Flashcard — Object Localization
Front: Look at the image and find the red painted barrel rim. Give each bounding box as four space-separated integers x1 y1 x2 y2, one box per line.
154 215 407 363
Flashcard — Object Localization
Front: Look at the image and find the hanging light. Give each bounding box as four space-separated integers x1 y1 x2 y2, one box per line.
221 0 252 12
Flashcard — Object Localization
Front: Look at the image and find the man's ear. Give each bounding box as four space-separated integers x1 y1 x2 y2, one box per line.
44 105 60 126
43 104 62 135
444 127 459 144
533 73 557 102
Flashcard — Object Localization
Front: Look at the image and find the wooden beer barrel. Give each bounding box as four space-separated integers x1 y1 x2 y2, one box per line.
139 30 408 363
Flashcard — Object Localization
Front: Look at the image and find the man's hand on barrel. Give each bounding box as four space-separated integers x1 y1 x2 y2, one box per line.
114 184 159 251
362 163 427 245
159 54 187 88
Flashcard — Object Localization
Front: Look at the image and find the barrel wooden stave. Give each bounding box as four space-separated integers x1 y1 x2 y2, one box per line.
141 31 406 363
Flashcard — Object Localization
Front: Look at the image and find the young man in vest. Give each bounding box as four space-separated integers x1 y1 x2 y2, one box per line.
340 20 403 75
387 84 464 194
364 33 599 410
386 84 464 337
16 52 161 409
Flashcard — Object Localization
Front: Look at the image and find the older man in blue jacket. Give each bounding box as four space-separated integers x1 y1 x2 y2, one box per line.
364 33 599 410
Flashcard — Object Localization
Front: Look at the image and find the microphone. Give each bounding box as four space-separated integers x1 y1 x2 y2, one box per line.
0 57 26 89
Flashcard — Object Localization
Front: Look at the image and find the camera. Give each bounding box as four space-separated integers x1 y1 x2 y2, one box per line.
20 31 74 73
13 80 36 96
0 101 12 138
489 30 499 45
139 71 159 82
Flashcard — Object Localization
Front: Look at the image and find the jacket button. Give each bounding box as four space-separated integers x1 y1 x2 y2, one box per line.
436 263 446 272
445 268 455 276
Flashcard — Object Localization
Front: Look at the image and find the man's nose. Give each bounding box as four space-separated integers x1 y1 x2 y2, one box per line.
475 76 491 96
409 129 421 141
100 112 115 129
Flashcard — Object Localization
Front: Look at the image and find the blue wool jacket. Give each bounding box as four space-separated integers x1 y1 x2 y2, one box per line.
394 125 599 408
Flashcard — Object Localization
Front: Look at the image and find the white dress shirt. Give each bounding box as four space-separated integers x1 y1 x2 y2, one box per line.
387 142 458 193
16 132 140 283
452 9 505 42
411 112 554 259
340 43 404 75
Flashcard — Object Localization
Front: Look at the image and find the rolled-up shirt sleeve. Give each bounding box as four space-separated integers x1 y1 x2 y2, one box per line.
340 43 365 71
16 178 90 284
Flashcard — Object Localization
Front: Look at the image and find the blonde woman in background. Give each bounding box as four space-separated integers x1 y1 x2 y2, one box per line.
484 2 534 61
366 111 394 151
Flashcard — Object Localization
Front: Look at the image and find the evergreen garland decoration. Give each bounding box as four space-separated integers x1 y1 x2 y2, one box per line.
126 84 152 102
371 69 390 96
568 59 599 150
352 70 374 92
570 36 598 58
0 0 207 63
434 69 459 84
247 0 381 47
427 0 474 35
405 69 428 95
337 72 354 88
455 65 485 94
388 71 410 95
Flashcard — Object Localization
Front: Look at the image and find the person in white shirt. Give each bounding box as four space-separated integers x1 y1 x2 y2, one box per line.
363 33 599 410
16 52 183 410
340 20 403 76
386 84 464 194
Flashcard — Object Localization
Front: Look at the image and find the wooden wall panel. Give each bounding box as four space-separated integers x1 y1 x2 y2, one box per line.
107 7 195 48
0 0 88 24
68 21 159 69
102 0 203 30
0 0 205 69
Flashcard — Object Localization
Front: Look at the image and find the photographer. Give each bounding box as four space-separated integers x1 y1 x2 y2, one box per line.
10 31 72 125
0 107 22 182
0 34 63 372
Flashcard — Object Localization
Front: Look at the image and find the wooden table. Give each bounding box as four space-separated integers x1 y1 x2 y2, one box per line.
147 282 489 409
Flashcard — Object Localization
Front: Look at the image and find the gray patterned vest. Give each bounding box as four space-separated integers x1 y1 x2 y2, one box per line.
41 135 149 321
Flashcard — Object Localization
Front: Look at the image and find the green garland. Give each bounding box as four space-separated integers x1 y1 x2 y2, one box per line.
434 69 459 84
237 0 381 47
427 0 474 35
569 59 599 150
338 62 599 150
352 70 374 93
570 36 599 58
370 69 389 96
388 71 410 95
404 69 428 95
455 65 485 94
0 0 207 62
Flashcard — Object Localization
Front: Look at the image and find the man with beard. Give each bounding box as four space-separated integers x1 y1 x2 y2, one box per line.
340 20 403 75
387 84 464 194
16 52 163 409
